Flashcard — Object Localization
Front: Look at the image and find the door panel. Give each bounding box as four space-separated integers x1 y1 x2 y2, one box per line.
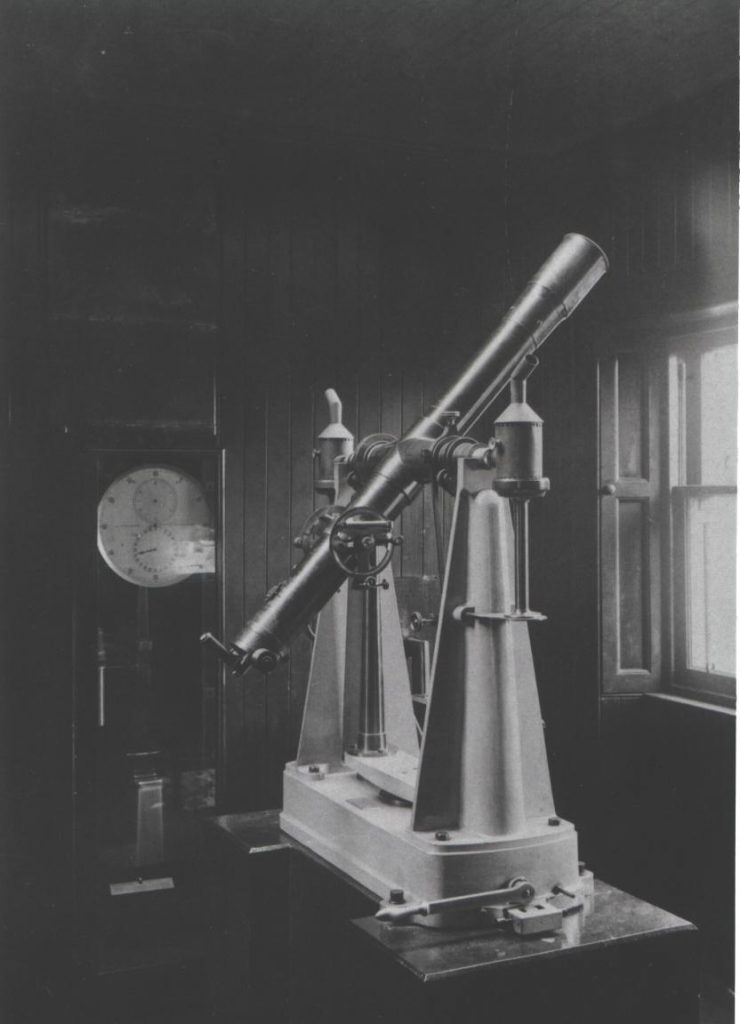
599 354 661 693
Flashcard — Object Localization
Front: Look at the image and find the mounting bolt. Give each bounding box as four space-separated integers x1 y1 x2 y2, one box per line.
434 830 450 841
389 889 405 905
253 648 279 672
553 884 576 898
548 817 560 827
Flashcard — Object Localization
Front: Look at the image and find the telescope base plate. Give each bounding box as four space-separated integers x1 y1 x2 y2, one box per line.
280 761 581 915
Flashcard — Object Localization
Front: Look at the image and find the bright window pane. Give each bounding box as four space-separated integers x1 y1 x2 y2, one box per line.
667 355 686 487
686 491 736 675
700 344 737 485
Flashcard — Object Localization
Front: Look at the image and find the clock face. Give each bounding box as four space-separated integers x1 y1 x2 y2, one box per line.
97 465 215 587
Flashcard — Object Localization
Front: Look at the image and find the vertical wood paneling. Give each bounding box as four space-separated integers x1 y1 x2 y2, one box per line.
239 391 268 808
264 381 292 807
654 144 676 270
288 379 316 756
220 144 396 807
288 148 339 360
229 159 272 810
672 136 693 268
261 164 293 807
8 190 50 444
357 161 382 364
333 161 359 363
641 148 660 274
357 372 381 440
219 88 736 809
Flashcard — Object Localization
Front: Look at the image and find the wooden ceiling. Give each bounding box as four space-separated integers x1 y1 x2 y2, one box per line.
3 0 735 154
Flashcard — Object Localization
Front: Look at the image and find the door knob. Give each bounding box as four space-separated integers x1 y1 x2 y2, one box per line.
599 482 617 496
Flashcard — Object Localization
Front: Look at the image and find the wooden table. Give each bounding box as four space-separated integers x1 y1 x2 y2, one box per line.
202 810 699 1024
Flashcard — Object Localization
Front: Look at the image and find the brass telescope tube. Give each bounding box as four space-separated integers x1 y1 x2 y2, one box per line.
207 233 608 674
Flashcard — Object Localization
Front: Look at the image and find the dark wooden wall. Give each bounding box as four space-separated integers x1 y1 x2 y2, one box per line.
2 113 220 959
519 82 737 982
2 107 525 948
2 79 735 984
217 139 526 810
518 81 736 771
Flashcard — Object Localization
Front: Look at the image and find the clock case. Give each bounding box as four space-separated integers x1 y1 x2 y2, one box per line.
75 449 220 896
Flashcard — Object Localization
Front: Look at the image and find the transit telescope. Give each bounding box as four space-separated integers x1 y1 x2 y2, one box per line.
202 233 608 675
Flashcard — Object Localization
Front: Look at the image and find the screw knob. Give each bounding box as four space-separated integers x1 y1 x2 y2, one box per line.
253 648 279 672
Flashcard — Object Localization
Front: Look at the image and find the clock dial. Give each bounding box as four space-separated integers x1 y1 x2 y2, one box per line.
133 477 178 524
97 465 215 587
133 525 179 578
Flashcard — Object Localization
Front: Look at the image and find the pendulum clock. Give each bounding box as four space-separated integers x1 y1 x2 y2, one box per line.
81 453 220 887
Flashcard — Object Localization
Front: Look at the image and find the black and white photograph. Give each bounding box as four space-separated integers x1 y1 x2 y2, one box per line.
1 1 736 1021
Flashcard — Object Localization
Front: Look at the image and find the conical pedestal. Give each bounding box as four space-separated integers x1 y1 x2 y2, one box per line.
414 461 555 838
282 459 582 913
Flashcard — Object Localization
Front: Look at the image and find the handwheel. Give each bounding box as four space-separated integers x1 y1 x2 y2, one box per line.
328 506 398 578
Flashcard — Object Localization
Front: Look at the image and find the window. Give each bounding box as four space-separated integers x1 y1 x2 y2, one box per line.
667 337 737 703
598 308 737 706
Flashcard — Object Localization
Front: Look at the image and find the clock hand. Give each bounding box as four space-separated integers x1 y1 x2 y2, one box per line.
137 547 159 555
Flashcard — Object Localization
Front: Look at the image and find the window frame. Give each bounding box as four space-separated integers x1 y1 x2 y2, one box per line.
670 485 736 704
660 310 737 707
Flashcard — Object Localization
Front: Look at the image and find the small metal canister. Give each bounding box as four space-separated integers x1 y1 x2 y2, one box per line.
493 372 549 499
315 389 354 495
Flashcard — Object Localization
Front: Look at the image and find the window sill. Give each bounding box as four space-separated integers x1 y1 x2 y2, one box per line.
644 691 736 718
